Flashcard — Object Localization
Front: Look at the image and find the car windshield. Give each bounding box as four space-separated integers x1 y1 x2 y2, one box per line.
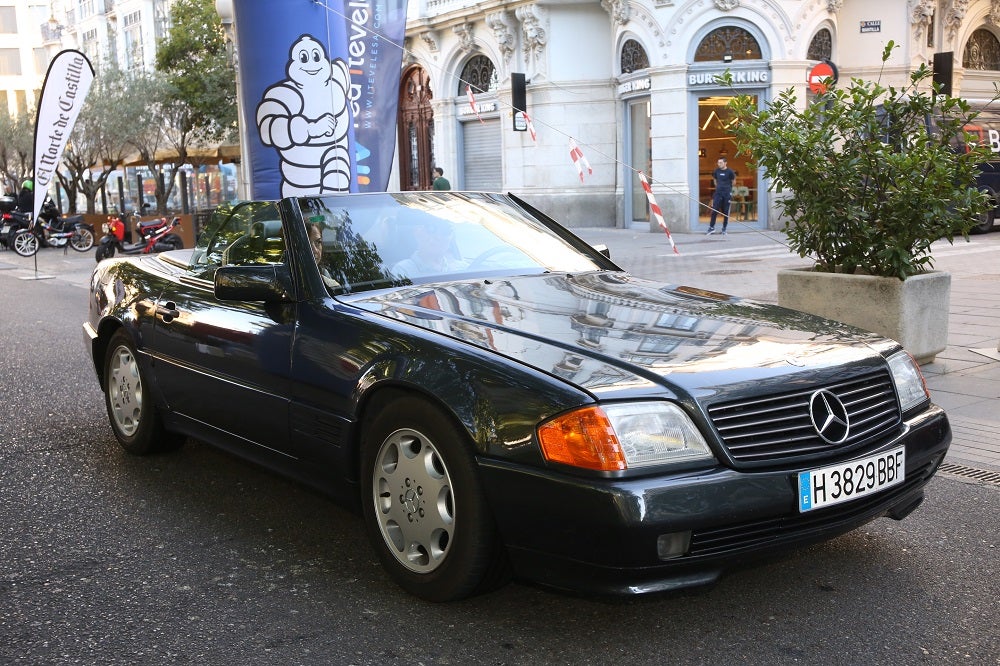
296 192 609 294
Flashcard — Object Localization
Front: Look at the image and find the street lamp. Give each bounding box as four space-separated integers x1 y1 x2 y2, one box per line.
44 13 63 44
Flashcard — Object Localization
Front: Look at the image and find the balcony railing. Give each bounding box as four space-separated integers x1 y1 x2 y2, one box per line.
422 0 480 17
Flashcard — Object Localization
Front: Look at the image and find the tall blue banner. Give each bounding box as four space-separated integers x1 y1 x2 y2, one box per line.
233 0 408 199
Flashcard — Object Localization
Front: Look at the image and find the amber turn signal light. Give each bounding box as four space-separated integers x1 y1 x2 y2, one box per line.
537 406 627 471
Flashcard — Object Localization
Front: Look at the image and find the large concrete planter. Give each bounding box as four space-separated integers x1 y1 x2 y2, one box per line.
777 268 951 364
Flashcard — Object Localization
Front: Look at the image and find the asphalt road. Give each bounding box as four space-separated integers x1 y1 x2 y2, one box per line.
0 251 998 665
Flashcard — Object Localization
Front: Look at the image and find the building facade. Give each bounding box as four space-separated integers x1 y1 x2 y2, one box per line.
5 1 998 224
399 0 1000 231
0 0 51 116
0 0 172 117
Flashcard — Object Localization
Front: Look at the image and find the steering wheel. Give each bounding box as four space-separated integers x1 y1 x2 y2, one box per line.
465 246 527 271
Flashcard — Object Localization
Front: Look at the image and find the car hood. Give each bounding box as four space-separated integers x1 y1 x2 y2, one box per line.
348 271 892 399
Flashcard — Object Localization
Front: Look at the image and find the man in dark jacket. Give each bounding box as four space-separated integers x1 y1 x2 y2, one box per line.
706 159 736 235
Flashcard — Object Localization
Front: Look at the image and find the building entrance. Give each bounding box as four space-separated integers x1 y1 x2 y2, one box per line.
696 94 757 226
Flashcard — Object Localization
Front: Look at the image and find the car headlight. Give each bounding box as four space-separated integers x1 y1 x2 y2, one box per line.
537 402 715 472
887 350 930 412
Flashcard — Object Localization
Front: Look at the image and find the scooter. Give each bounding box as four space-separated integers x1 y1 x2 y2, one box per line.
95 215 184 262
1 196 94 256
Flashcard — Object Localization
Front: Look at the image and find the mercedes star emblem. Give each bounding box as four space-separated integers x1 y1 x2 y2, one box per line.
809 389 851 444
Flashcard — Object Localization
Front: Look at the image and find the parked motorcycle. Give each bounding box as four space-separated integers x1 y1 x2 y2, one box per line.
34 198 95 251
95 215 184 262
0 195 31 251
0 196 95 257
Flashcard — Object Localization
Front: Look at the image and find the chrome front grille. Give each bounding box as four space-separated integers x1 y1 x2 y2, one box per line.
707 370 902 465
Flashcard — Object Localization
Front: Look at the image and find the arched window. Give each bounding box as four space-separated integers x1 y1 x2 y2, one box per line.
694 26 762 62
807 28 833 62
457 55 498 95
620 39 649 74
963 28 1000 70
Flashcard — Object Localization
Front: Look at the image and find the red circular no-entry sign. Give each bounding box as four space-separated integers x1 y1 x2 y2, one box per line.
808 60 838 94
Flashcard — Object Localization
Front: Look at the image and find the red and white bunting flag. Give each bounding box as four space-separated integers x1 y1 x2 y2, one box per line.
638 171 679 254
569 139 592 182
466 84 485 124
522 111 537 143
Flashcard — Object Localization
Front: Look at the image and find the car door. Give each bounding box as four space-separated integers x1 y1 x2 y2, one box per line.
150 202 295 457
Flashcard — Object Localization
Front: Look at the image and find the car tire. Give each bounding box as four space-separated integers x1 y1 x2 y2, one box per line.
360 394 508 601
166 234 184 250
971 207 994 234
11 229 38 257
70 227 95 251
103 329 184 455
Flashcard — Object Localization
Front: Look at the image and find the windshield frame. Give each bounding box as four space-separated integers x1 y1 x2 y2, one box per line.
291 191 621 296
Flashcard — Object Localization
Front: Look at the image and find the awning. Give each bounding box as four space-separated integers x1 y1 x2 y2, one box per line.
119 143 242 168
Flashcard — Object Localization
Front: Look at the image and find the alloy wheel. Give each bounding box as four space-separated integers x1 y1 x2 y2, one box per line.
107 343 143 437
12 230 38 257
371 427 455 574
71 228 95 251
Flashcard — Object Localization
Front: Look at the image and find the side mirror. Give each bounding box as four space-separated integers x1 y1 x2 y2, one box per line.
214 263 294 302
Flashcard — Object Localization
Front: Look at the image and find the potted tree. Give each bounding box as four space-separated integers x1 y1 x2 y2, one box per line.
726 42 997 363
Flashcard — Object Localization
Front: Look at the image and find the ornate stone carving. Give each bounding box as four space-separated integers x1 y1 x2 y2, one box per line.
421 30 439 53
989 0 1000 27
601 0 631 27
909 0 935 44
486 11 516 65
944 0 969 42
826 0 843 11
454 22 477 54
909 0 935 24
714 0 739 10
403 37 418 66
516 4 549 76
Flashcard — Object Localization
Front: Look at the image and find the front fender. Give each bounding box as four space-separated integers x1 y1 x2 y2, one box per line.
354 341 591 466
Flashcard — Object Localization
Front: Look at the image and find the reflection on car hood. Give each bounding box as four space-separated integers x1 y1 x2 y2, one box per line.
349 271 889 398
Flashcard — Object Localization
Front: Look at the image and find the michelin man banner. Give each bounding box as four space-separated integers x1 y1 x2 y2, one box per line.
233 0 408 199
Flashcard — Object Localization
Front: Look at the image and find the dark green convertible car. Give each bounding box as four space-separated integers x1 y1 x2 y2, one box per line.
83 192 951 601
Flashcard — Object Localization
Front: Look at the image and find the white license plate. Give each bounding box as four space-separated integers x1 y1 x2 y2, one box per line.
798 446 905 512
0 224 9 234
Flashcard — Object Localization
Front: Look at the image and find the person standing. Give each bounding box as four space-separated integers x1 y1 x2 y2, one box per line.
432 167 451 191
706 158 736 235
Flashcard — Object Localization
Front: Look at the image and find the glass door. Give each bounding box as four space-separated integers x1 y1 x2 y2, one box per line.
697 95 756 226
626 98 651 228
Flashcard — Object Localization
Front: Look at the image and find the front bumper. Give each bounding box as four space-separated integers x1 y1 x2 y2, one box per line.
479 405 951 596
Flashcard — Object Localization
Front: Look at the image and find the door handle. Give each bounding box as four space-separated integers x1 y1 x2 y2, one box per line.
156 301 180 323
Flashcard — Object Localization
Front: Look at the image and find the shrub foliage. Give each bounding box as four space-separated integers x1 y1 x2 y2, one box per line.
727 42 997 280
